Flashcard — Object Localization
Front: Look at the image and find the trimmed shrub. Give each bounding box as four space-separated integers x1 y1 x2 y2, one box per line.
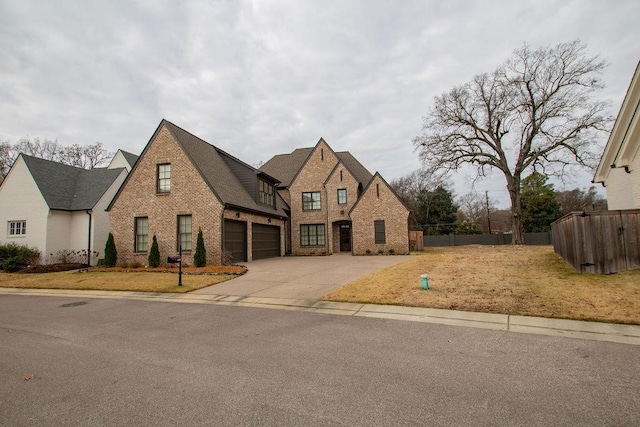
148 235 160 267
0 243 41 272
194 228 206 267
104 233 117 267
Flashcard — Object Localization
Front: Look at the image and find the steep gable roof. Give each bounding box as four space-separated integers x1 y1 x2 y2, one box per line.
21 154 125 211
260 147 313 188
260 144 373 188
594 60 640 183
120 150 139 168
349 171 410 215
113 120 287 217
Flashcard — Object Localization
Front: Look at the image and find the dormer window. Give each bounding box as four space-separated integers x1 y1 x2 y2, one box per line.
259 179 274 207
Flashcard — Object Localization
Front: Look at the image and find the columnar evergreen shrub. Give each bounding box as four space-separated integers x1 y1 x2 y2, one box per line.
194 228 206 267
104 233 117 267
148 235 160 267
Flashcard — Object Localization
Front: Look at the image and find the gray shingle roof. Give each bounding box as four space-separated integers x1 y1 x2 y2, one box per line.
22 154 124 211
260 145 373 187
120 150 139 168
162 121 288 217
259 148 313 188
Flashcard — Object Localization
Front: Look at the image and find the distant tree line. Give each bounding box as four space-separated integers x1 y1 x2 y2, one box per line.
0 137 112 177
391 169 607 236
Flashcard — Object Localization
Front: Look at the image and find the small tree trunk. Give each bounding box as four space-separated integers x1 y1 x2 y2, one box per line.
507 178 524 245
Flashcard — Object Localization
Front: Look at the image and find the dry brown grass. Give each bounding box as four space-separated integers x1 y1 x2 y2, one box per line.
323 245 640 324
0 269 239 293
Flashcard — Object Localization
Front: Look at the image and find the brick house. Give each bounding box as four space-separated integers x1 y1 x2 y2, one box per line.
261 138 409 255
108 120 288 265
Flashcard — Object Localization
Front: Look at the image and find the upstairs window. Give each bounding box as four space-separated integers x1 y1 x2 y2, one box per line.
178 215 192 251
302 192 321 210
259 179 274 207
374 220 386 244
337 189 347 205
157 164 171 193
8 220 26 236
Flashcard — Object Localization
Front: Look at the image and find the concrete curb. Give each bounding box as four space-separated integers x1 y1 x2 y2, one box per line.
2 287 639 346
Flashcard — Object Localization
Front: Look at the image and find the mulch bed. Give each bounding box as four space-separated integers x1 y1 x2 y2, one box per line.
14 263 247 276
18 263 89 274
91 265 247 276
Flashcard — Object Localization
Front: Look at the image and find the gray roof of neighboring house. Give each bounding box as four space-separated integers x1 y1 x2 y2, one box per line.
161 120 288 217
21 154 124 211
260 146 373 188
120 150 139 168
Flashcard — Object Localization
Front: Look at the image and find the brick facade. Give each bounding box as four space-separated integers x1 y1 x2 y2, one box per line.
288 140 339 255
109 122 286 266
109 126 225 266
351 173 410 255
284 139 409 256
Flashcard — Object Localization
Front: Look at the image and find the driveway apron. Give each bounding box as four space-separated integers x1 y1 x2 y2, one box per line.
193 253 411 300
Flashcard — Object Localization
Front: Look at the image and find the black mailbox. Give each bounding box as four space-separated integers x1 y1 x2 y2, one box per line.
167 256 181 264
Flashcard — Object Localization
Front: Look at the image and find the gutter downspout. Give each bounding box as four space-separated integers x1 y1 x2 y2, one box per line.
86 210 92 266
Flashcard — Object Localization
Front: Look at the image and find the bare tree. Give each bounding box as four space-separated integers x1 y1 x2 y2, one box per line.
556 186 607 214
82 143 110 169
413 41 612 244
14 137 62 161
0 141 13 178
0 138 113 177
457 191 497 227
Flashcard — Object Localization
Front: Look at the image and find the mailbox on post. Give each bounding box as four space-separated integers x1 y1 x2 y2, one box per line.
167 246 183 286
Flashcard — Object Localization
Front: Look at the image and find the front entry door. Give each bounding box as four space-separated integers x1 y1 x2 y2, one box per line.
340 224 351 252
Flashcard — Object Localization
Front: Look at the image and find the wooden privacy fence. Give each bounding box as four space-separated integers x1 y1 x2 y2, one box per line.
551 210 640 274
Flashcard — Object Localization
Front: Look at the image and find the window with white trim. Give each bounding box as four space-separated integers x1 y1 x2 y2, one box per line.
8 220 26 236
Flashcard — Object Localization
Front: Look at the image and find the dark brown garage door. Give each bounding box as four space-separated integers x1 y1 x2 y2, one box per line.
224 219 247 262
252 224 280 260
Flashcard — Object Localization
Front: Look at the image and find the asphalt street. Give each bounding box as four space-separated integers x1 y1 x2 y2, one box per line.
1 295 639 426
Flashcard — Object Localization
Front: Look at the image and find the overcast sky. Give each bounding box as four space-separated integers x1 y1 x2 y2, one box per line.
1 0 639 207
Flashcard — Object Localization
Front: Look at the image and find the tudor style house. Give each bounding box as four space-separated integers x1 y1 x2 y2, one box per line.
108 120 288 265
0 151 136 265
261 138 410 256
593 60 640 209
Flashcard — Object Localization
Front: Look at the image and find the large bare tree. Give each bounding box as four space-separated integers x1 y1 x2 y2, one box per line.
413 41 612 244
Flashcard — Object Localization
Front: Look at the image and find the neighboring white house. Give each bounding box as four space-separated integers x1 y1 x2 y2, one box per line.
107 149 139 172
0 151 137 265
593 60 640 209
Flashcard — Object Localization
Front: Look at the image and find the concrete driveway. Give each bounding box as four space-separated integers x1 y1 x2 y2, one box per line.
193 253 412 299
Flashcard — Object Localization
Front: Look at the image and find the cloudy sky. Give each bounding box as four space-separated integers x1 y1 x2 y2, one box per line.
1 0 639 207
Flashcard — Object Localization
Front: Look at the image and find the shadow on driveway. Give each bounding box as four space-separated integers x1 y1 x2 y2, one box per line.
193 253 412 300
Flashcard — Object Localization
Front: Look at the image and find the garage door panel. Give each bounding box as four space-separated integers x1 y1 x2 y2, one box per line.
252 224 280 260
224 220 247 262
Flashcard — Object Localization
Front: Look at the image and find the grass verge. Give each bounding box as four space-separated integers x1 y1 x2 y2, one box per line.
322 246 640 325
0 269 240 293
